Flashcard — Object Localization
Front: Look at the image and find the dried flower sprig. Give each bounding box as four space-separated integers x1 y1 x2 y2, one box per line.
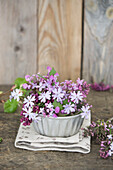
83 119 113 158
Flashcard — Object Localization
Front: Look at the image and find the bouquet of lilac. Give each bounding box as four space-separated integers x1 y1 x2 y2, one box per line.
83 119 113 158
4 67 91 126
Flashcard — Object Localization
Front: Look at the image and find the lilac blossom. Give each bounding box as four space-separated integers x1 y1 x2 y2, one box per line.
91 82 110 91
81 105 90 119
70 91 83 104
23 95 35 108
77 78 84 86
10 89 23 102
39 91 51 103
22 107 36 120
63 103 75 114
55 106 60 113
52 87 65 102
14 66 91 127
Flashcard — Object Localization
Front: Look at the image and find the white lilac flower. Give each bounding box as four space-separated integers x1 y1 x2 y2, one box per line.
22 107 36 120
108 150 113 156
46 103 54 109
37 82 46 91
23 95 35 108
63 103 75 114
107 134 112 140
39 91 51 103
39 108 44 114
70 91 83 104
9 89 23 102
80 105 90 119
31 83 39 89
110 142 113 150
52 87 65 102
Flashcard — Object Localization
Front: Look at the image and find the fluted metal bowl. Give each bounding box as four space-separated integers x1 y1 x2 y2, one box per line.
33 114 84 137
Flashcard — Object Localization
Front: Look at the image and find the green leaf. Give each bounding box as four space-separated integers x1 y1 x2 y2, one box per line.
49 67 56 76
58 113 69 117
63 99 69 105
0 91 3 95
53 100 63 110
4 99 18 113
37 74 47 80
0 137 3 143
14 77 27 88
37 91 41 95
21 88 32 97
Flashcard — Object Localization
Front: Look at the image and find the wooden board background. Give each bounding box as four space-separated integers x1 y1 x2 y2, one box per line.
37 0 82 82
0 0 37 84
0 0 82 84
83 0 113 85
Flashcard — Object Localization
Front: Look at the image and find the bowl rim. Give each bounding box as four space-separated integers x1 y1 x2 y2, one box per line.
39 113 83 120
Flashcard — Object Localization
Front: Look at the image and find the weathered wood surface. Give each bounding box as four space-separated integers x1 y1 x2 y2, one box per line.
0 0 37 84
0 0 82 84
83 0 113 85
37 0 82 81
0 85 113 170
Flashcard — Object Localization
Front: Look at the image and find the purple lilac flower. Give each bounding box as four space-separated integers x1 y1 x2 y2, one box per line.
91 82 110 91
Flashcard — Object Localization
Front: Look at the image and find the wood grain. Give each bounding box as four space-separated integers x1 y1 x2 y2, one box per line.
1 86 113 169
83 0 113 85
37 0 82 82
0 0 37 84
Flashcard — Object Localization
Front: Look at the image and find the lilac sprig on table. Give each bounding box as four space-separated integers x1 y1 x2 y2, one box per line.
3 66 91 126
91 82 111 91
83 119 113 158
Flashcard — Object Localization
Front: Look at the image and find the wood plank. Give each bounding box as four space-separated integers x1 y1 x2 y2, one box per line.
0 0 37 84
83 0 113 85
37 0 82 82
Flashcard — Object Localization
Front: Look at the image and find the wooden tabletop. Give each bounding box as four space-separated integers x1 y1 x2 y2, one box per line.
0 85 113 170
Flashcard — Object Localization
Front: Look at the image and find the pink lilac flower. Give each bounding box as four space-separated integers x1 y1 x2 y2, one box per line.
91 82 110 91
77 78 84 86
52 87 65 102
52 113 57 118
63 103 75 114
23 95 35 108
39 91 51 103
10 89 23 102
47 66 52 74
55 106 60 113
23 83 31 89
25 75 31 81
